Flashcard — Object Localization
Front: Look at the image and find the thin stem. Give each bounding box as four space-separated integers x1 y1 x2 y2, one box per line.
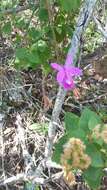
45 0 59 61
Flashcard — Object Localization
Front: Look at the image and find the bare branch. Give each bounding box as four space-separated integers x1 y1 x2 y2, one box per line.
0 173 25 186
0 173 45 186
0 5 30 15
0 1 39 15
45 0 98 160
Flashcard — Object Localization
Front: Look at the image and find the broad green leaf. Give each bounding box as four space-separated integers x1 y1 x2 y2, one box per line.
15 59 31 69
79 108 91 132
31 41 51 64
27 51 41 65
60 0 81 12
38 8 48 21
28 56 41 68
27 52 36 63
37 40 48 53
86 144 104 168
55 25 66 43
15 47 38 69
52 135 68 163
28 28 42 40
83 167 103 189
16 48 28 60
69 128 86 140
65 112 86 140
88 115 101 131
79 108 101 133
15 47 41 68
43 26 53 38
93 136 104 146
65 112 79 132
31 43 38 52
55 14 65 25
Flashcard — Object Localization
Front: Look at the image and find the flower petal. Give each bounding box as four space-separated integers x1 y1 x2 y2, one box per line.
65 66 82 77
51 63 63 71
57 70 65 85
71 67 82 76
63 79 75 90
65 54 73 66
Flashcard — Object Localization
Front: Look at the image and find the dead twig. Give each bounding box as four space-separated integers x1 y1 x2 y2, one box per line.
0 5 30 15
0 1 39 15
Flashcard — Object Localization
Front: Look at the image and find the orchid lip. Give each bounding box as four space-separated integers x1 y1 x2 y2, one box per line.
66 79 71 85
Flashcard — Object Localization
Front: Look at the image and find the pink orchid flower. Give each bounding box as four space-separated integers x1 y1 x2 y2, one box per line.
51 54 82 90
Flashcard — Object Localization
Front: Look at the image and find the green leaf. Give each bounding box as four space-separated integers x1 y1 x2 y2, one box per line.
42 64 51 75
31 41 51 64
52 135 68 163
38 8 48 21
60 0 81 12
83 167 103 189
2 22 12 34
86 144 104 168
55 25 66 43
31 43 38 52
79 108 101 133
15 48 41 69
65 112 86 140
43 26 53 38
79 108 90 132
28 28 42 40
16 48 28 60
69 128 86 140
65 112 79 132
93 135 104 146
15 59 30 69
37 40 48 52
88 115 101 131
27 52 39 64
